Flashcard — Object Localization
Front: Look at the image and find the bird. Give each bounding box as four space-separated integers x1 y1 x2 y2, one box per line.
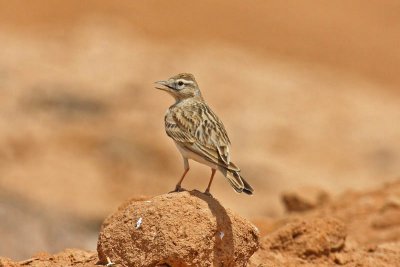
155 73 253 195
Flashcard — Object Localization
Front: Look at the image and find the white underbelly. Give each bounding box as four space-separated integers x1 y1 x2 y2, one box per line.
175 142 219 170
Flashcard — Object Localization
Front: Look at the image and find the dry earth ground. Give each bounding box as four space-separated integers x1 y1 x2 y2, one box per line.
0 0 399 260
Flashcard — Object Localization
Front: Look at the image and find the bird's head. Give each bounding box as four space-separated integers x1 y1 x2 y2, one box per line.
155 73 203 101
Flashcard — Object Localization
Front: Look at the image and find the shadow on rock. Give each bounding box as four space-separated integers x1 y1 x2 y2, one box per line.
189 190 235 266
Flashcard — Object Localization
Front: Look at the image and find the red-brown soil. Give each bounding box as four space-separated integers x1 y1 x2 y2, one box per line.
250 181 400 266
0 1 399 265
0 250 97 267
1 182 400 266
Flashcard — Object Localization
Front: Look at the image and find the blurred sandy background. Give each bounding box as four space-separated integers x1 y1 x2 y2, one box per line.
0 0 399 260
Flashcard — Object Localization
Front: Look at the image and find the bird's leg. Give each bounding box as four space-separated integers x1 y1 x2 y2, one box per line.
174 168 189 192
204 168 216 196
174 158 189 192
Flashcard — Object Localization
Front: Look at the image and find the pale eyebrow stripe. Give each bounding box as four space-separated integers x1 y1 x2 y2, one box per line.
177 79 194 84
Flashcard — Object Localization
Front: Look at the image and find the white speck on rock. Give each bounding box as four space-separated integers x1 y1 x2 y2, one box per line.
106 256 115 266
252 224 259 233
219 231 224 240
136 217 143 229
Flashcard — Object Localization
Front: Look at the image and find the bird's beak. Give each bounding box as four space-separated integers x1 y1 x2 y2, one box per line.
154 80 171 91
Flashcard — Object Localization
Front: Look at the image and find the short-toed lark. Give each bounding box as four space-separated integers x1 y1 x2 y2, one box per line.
155 73 253 195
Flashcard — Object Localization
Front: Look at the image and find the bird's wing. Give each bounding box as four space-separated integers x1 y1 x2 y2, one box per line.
165 101 240 171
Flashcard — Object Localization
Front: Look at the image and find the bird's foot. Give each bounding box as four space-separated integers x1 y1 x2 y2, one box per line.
169 185 185 194
203 189 213 197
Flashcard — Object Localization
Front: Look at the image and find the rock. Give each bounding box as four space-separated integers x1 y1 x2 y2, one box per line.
97 191 259 267
249 217 346 266
265 217 346 258
250 216 400 267
0 249 98 267
0 257 18 267
282 186 330 212
371 209 400 229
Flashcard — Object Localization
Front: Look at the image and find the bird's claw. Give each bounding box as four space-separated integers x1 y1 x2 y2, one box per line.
169 185 185 193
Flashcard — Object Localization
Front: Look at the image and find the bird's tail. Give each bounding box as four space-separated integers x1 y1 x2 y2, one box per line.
220 167 254 195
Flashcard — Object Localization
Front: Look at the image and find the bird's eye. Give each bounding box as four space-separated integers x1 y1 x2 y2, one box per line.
178 81 184 86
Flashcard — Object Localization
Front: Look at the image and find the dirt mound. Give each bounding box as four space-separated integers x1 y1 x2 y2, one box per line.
310 181 400 246
249 181 400 266
0 249 97 267
250 217 346 266
282 187 330 212
250 217 400 267
97 191 259 267
264 217 346 258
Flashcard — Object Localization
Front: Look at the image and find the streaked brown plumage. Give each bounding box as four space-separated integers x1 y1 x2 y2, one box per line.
155 73 253 195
